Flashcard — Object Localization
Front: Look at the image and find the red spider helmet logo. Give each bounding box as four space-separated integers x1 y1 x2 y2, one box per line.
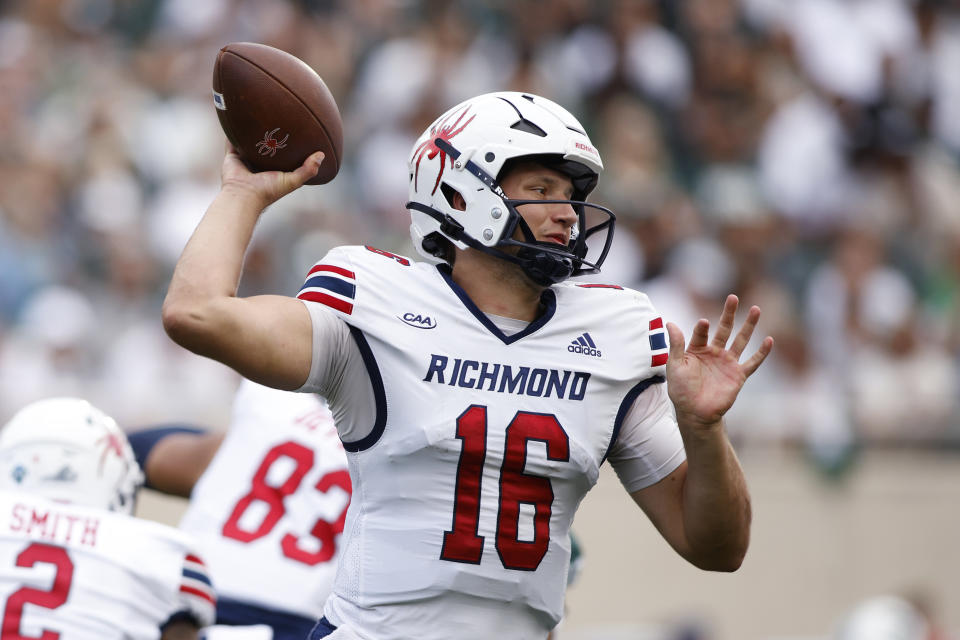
96 432 126 473
412 106 475 195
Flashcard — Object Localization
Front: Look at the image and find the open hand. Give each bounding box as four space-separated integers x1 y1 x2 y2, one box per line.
665 294 773 430
220 143 325 210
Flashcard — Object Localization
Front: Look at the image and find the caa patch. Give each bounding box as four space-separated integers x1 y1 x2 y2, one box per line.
649 317 668 366
399 313 437 329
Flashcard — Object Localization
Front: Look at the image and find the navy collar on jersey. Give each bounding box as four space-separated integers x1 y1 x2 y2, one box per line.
436 264 557 345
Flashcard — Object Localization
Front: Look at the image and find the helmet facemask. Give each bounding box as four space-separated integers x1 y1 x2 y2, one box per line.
491 196 615 286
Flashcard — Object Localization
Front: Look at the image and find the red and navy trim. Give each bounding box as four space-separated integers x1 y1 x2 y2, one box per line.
648 317 668 366
297 263 356 315
180 553 216 607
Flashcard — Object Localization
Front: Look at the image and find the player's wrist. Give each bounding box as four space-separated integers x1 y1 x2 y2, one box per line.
218 181 272 213
675 410 725 434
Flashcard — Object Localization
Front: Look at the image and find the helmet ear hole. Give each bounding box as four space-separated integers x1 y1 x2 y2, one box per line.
440 183 465 211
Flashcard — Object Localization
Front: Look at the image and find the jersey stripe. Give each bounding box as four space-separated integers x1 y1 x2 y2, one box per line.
648 317 668 366
183 554 211 585
180 583 216 605
307 264 355 279
299 262 357 315
649 332 667 350
303 274 356 299
575 283 623 290
183 567 212 587
298 290 355 315
181 552 216 612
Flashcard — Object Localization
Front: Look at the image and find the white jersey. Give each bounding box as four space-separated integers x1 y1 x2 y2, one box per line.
296 246 684 640
179 380 349 622
0 490 215 639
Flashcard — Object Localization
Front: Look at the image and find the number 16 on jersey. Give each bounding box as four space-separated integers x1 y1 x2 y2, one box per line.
440 406 569 571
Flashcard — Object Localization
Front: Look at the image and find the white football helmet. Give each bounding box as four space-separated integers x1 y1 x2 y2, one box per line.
406 91 616 286
0 398 143 514
833 596 929 640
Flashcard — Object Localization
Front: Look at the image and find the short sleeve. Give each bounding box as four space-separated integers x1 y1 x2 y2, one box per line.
296 297 377 443
607 382 686 493
176 552 216 627
296 300 355 397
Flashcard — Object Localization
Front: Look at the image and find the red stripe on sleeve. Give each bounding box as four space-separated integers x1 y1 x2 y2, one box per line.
649 317 663 330
297 291 354 315
651 353 668 366
308 264 355 279
180 584 216 605
185 554 204 566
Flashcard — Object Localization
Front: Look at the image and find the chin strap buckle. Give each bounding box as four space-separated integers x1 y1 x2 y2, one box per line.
440 215 465 240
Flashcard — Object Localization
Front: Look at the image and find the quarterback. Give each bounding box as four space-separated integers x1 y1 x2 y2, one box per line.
163 92 772 640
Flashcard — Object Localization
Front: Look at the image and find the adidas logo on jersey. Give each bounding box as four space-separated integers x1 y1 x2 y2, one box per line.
568 332 601 358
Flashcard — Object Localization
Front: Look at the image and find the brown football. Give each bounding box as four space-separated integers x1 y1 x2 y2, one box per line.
212 42 343 185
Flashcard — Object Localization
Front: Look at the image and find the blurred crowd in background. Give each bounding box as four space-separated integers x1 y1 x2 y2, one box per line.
2 0 960 472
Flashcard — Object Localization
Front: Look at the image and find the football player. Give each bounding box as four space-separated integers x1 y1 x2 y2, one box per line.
0 397 216 640
162 91 773 640
130 380 350 640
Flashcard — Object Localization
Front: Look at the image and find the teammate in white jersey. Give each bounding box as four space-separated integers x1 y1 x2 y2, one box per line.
0 398 215 640
130 380 350 639
162 91 773 640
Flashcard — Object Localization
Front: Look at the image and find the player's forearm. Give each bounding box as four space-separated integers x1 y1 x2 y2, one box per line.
677 418 751 571
162 187 263 344
167 186 264 302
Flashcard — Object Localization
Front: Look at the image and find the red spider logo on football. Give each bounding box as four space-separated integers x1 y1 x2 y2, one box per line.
255 128 289 157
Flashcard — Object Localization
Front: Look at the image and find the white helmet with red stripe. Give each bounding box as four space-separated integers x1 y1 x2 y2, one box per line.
406 91 616 286
0 398 143 514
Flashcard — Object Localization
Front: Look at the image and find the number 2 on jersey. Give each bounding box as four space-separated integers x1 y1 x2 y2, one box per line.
441 406 569 571
2 543 73 640
221 441 351 566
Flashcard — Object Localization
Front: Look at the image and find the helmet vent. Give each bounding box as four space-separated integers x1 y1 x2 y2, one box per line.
510 119 547 137
497 97 547 137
